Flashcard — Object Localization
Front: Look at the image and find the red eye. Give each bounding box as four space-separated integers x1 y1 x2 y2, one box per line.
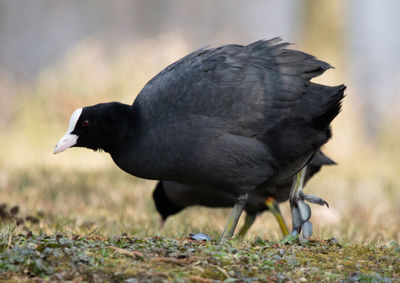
82 120 89 127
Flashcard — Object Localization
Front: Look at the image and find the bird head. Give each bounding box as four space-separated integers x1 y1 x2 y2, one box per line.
54 102 131 154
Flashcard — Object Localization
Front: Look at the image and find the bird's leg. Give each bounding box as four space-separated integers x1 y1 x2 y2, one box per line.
265 197 289 237
289 166 329 238
237 198 290 238
219 193 248 242
237 213 256 237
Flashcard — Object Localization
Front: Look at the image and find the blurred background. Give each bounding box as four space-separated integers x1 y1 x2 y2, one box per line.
0 0 399 242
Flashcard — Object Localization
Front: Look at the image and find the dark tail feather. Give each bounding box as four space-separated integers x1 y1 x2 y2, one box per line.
312 84 346 130
311 150 337 166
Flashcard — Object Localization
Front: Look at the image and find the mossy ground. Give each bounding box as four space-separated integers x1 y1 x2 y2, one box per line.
0 230 399 282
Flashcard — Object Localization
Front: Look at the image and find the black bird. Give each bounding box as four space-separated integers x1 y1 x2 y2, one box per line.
54 38 345 240
153 151 335 237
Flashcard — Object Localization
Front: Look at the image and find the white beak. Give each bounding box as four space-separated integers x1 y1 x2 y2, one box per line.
54 132 78 154
54 108 82 155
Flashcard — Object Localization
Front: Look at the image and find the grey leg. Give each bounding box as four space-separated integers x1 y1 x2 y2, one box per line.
219 193 248 242
237 213 257 237
289 166 328 238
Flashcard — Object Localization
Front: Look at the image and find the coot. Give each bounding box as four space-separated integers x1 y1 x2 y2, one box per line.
153 150 335 236
54 38 345 240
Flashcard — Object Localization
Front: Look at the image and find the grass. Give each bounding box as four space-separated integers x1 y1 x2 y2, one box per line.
0 35 400 281
0 229 398 282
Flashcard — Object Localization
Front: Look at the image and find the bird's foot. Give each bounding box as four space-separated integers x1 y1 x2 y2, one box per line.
290 192 329 238
301 192 329 208
289 165 329 239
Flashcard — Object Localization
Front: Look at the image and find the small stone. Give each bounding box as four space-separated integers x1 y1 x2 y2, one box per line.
189 233 211 241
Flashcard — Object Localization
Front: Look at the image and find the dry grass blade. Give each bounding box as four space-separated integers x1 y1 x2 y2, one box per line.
71 276 83 283
85 235 107 241
108 246 144 259
211 264 231 280
188 275 215 283
151 256 199 265
7 232 12 249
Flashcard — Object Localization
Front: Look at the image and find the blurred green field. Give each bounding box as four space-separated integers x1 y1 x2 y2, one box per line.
0 35 399 244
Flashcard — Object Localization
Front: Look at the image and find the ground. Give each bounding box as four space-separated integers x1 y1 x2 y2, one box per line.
0 165 399 282
0 231 398 282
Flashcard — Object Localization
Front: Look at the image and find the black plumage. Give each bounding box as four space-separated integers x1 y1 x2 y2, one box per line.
153 151 335 221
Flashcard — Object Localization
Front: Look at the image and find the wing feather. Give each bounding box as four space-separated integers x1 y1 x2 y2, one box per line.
135 38 335 139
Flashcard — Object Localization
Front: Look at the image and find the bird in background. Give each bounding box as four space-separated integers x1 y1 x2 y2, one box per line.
54 38 345 241
153 150 336 237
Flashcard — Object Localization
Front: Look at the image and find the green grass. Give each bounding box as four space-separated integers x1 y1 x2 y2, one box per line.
0 229 398 282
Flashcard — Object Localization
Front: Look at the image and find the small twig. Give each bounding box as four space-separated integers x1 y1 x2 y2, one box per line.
86 235 107 241
188 275 214 283
211 264 231 280
71 276 83 283
55 220 73 234
108 246 144 259
151 256 198 265
83 227 98 238
149 272 168 278
6 224 16 249
7 231 12 249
